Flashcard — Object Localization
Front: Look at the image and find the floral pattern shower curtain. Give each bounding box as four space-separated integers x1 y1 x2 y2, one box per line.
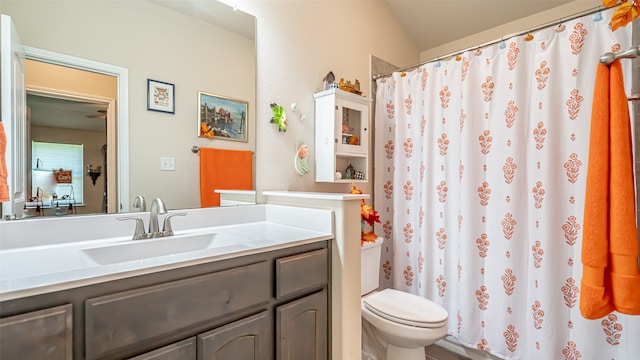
374 10 639 360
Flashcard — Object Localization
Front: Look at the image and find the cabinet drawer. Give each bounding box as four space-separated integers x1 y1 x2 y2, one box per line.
85 261 270 359
0 304 72 360
275 248 328 299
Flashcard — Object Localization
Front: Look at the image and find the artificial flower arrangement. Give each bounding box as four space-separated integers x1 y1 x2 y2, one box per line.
604 0 640 31
350 184 381 245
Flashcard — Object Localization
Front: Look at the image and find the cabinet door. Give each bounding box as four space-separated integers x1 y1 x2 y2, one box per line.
198 311 272 360
128 337 196 360
0 304 72 360
336 96 368 156
276 289 327 360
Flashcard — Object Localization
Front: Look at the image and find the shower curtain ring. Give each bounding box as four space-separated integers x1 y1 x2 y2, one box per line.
524 30 534 41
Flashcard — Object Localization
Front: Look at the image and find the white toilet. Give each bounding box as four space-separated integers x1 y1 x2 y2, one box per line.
361 238 448 360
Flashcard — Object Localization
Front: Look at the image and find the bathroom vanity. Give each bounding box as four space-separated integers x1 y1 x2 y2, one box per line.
0 204 333 360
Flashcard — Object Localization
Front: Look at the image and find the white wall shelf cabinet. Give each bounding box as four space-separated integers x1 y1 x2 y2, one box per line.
314 88 371 183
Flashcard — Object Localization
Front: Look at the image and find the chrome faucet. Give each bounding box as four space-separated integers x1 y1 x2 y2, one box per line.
132 195 147 212
148 198 168 237
118 198 187 240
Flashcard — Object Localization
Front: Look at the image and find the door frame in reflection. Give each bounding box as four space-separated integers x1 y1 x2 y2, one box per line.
24 46 130 212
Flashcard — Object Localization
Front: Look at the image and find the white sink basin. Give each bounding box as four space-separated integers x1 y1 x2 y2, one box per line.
81 233 250 265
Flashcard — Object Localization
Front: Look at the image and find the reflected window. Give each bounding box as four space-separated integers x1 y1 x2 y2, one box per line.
31 141 84 208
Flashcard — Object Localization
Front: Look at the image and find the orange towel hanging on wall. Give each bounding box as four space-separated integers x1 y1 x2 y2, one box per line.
580 60 640 319
199 147 253 208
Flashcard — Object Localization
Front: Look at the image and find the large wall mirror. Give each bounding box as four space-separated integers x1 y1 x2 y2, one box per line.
1 0 256 217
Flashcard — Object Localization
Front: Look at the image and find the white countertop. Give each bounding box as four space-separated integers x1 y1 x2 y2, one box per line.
0 205 334 301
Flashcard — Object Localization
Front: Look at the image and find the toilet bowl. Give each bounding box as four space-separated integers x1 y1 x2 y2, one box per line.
361 238 448 360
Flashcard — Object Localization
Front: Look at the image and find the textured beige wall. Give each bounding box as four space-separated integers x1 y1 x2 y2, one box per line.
240 0 419 202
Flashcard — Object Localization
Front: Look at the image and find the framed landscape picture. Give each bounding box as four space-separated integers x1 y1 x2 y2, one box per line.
198 91 248 142
147 79 175 114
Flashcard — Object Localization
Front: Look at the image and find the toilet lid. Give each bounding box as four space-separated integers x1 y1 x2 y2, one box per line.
363 288 448 328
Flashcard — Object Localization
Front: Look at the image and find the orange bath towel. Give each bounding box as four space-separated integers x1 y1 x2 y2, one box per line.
580 60 640 319
0 122 9 202
199 147 253 207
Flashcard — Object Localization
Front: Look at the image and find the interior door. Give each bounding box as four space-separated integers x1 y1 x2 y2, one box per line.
0 14 27 218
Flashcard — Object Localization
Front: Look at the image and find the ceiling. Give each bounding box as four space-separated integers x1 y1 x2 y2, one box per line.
28 94 107 133
149 0 255 40
384 0 575 52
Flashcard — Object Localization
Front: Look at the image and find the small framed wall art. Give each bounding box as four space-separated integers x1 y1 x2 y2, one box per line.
198 91 248 142
147 79 175 114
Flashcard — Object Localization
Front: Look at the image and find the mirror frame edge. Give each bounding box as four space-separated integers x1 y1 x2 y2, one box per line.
23 45 130 212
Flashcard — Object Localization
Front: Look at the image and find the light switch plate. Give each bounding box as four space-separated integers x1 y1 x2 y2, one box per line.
160 157 175 171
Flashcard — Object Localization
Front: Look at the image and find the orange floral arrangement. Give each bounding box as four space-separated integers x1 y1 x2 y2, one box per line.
350 184 381 245
604 0 640 31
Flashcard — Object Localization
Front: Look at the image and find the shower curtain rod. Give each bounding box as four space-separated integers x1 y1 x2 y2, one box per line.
373 5 606 80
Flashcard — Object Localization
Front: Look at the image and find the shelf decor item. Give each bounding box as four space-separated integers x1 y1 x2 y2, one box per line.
147 79 175 114
338 78 362 95
53 169 72 184
294 143 310 175
87 165 102 186
269 103 287 132
198 91 249 142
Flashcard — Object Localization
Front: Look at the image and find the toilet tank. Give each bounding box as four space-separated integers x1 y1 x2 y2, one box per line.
361 237 383 296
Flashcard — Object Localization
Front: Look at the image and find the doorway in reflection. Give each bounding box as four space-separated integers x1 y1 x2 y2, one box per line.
25 59 117 216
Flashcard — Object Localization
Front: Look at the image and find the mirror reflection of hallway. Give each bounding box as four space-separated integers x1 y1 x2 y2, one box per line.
25 59 117 216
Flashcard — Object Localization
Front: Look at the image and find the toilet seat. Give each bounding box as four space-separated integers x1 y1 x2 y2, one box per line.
363 288 448 328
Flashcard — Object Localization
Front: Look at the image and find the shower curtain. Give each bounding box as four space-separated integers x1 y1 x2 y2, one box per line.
374 10 639 360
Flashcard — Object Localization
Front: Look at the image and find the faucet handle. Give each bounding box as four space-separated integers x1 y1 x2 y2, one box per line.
117 217 148 240
162 213 187 236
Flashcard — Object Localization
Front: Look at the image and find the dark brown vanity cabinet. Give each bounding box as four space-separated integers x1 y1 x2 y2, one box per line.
0 241 329 360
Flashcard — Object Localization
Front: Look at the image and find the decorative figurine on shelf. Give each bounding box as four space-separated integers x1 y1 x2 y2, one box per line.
87 164 102 186
295 143 310 175
323 71 336 90
270 103 288 132
338 78 362 95
345 163 355 179
354 171 364 180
